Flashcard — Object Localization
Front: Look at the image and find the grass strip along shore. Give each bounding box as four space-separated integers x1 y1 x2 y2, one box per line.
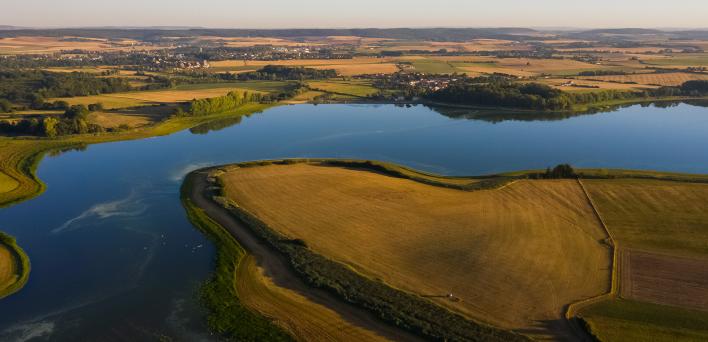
0 232 30 300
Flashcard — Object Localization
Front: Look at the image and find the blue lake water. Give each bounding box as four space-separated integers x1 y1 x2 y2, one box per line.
1 103 707 340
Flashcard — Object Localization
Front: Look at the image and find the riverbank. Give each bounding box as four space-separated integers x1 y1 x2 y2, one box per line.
0 102 278 209
0 232 30 300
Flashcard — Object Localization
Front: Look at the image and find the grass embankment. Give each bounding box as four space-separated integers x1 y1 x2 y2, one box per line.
236 255 391 341
183 173 392 341
0 232 30 299
180 176 293 341
207 159 611 340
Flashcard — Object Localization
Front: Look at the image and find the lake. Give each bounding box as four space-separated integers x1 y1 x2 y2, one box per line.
1 102 707 340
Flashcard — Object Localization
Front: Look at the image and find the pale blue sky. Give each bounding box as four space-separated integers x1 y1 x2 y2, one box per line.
3 0 707 28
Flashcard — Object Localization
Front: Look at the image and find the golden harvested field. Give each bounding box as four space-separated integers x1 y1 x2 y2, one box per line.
50 86 258 109
0 244 17 292
538 78 657 92
210 57 398 75
88 105 171 129
210 57 394 68
236 255 390 342
220 163 612 338
0 36 151 54
619 250 708 311
492 58 609 75
313 63 399 76
579 72 708 86
366 39 531 52
584 179 708 256
0 171 20 194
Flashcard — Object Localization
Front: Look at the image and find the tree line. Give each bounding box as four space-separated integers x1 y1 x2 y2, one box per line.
426 77 708 111
0 103 105 137
0 70 132 111
235 65 337 81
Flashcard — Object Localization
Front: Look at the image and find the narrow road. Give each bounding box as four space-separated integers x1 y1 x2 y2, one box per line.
189 170 423 342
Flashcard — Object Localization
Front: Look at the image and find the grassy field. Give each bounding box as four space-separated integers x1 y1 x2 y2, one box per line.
218 162 612 339
0 171 19 193
236 255 390 341
306 80 378 98
644 54 708 67
584 178 708 256
48 83 270 109
581 299 708 342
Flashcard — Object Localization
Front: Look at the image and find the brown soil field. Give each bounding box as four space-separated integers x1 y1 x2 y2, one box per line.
219 163 612 339
620 250 708 312
579 72 708 86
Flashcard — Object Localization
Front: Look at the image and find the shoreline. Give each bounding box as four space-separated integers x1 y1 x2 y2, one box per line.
0 232 31 300
183 170 422 341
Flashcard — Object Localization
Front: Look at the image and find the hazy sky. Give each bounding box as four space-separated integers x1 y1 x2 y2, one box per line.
4 0 708 29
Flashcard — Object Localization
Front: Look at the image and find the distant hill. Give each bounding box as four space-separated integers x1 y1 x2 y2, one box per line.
0 27 541 42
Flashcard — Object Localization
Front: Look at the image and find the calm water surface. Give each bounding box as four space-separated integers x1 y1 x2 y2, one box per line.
1 103 707 341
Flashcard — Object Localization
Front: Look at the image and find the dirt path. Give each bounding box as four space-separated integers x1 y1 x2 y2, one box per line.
190 170 423 342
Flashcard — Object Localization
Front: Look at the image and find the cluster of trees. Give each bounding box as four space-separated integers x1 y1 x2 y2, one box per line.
426 77 708 111
180 83 308 116
538 164 577 179
236 65 337 81
427 79 580 110
0 104 104 137
0 70 132 108
181 91 263 116
680 80 708 95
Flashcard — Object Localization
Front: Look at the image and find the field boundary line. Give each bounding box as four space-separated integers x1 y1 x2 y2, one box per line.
563 179 621 340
